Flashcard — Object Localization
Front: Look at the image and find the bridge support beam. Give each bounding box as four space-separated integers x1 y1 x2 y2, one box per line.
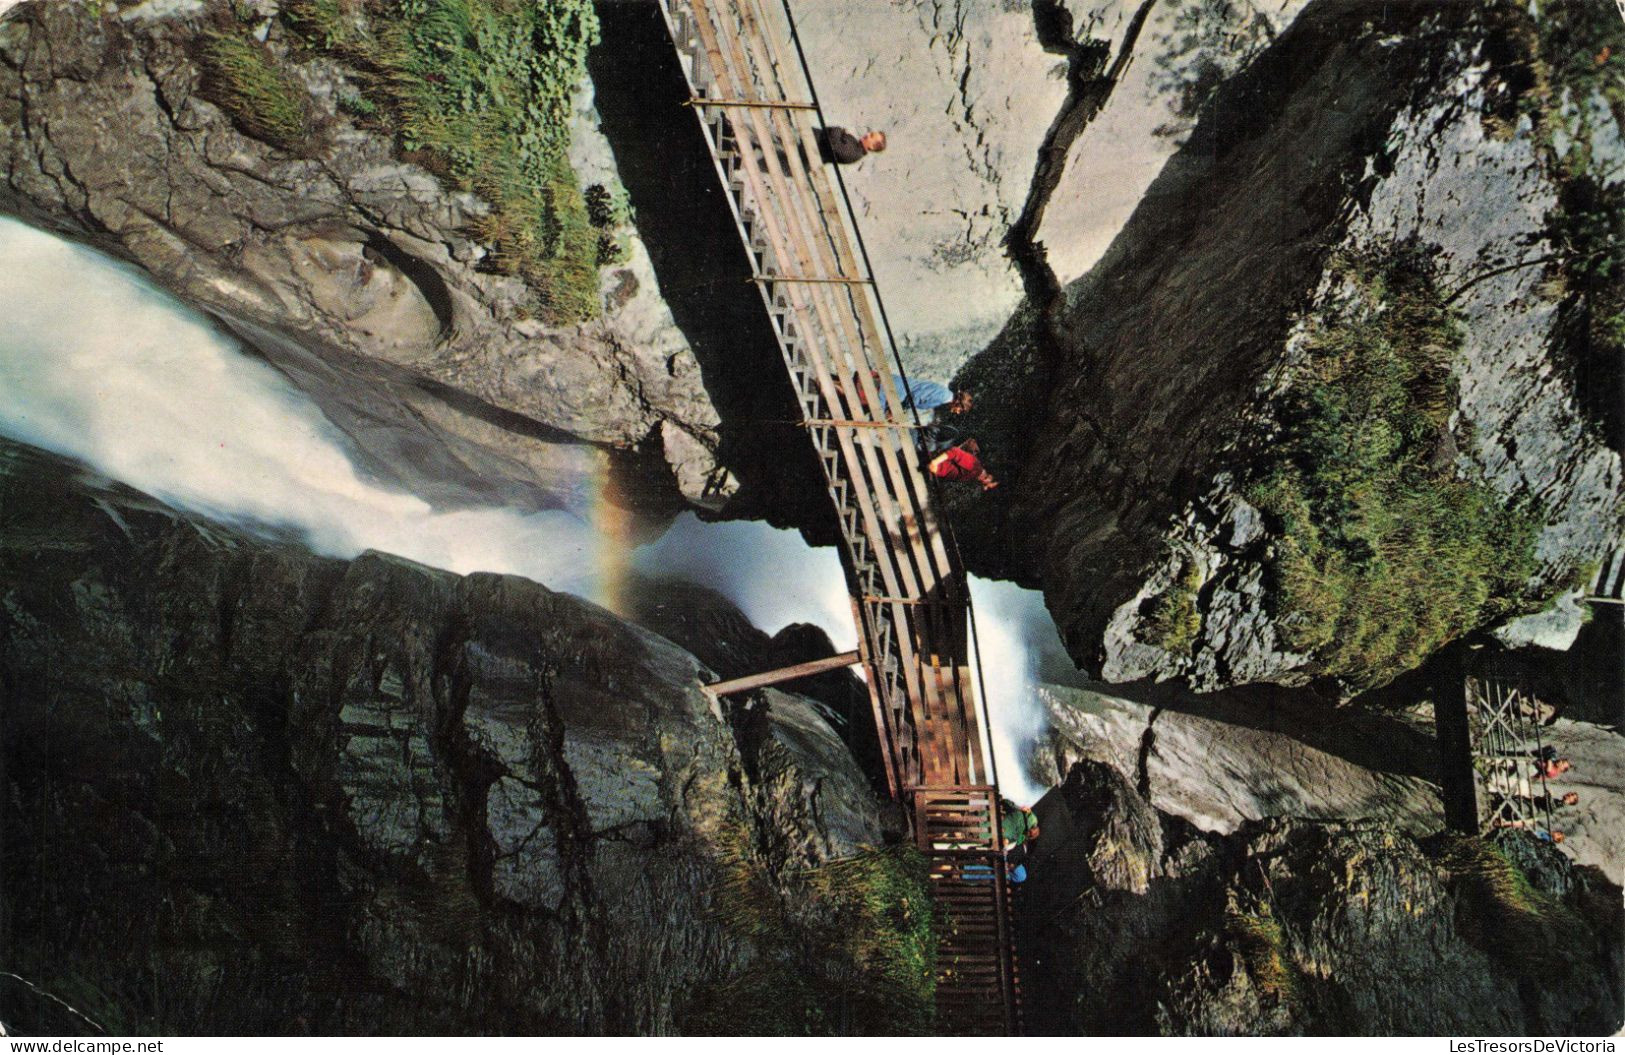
705 650 861 696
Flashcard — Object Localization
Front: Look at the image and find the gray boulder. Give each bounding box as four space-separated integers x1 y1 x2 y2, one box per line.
1018 760 1624 1035
956 0 1623 692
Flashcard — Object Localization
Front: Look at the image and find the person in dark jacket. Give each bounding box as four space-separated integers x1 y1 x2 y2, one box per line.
818 126 886 164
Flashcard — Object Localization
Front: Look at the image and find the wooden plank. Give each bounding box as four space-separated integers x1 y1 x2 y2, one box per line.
683 0 929 728
736 0 986 787
726 0 950 615
705 649 860 695
752 274 873 285
686 97 817 109
663 0 1018 1030
849 594 901 799
734 0 984 793
741 0 959 577
725 122 936 644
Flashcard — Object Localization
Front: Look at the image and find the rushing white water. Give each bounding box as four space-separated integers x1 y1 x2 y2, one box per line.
0 214 1052 801
0 216 613 598
633 512 855 645
969 577 1061 806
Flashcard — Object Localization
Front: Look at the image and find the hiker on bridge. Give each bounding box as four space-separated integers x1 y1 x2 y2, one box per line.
1483 754 1571 782
928 439 998 491
889 374 971 416
818 126 886 165
1489 813 1567 843
887 373 975 449
1488 778 1580 807
851 371 971 416
1001 801 1039 848
1536 756 1573 780
962 858 1029 884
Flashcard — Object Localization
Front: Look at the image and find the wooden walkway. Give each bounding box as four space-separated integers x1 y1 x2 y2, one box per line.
657 0 1021 1033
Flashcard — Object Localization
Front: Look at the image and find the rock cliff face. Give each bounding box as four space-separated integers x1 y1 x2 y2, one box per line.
1019 760 1624 1035
0 439 881 1035
792 0 1314 378
957 0 1624 691
1033 683 1443 838
0 0 733 518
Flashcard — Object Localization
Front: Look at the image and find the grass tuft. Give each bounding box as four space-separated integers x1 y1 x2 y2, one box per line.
197 31 313 153
682 835 937 1036
1226 900 1300 1006
1432 832 1584 975
1144 559 1203 655
1483 0 1625 446
281 0 604 321
1247 243 1542 690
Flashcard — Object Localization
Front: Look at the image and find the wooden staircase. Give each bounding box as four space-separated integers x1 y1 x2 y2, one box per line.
657 0 1021 1033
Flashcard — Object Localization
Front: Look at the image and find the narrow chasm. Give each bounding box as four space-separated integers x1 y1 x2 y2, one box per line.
941 0 1164 582
1006 0 1160 308
587 3 833 534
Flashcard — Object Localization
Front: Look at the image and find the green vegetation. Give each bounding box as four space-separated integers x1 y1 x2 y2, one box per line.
197 31 313 153
1432 832 1584 975
1532 0 1624 449
682 838 938 1035
1144 559 1203 655
1226 899 1300 1006
584 183 630 266
1524 0 1623 130
1248 246 1541 690
1483 0 1624 446
276 0 605 321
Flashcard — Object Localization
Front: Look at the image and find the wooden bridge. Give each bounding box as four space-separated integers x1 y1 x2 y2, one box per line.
1465 676 1564 841
656 0 1021 1033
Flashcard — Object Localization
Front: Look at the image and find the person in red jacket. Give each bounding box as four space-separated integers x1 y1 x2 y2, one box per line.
929 438 998 490
1536 757 1572 780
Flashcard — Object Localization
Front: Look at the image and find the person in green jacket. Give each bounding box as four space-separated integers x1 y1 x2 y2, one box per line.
1001 800 1039 848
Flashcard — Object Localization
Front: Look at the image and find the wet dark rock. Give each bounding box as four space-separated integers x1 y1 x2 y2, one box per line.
0 440 880 1035
621 575 887 789
1019 760 1625 1035
1035 682 1443 838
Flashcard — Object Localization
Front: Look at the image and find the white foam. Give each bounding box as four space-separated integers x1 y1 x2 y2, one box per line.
969 577 1057 806
0 217 606 597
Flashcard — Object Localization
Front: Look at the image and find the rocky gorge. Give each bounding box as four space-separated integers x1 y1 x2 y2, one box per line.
0 438 897 1034
1019 760 1623 1035
4 430 1621 1035
952 0 1624 692
1 0 1622 1037
4 0 1618 694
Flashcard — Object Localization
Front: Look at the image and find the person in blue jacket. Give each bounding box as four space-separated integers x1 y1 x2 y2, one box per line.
884 373 974 452
891 374 971 415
